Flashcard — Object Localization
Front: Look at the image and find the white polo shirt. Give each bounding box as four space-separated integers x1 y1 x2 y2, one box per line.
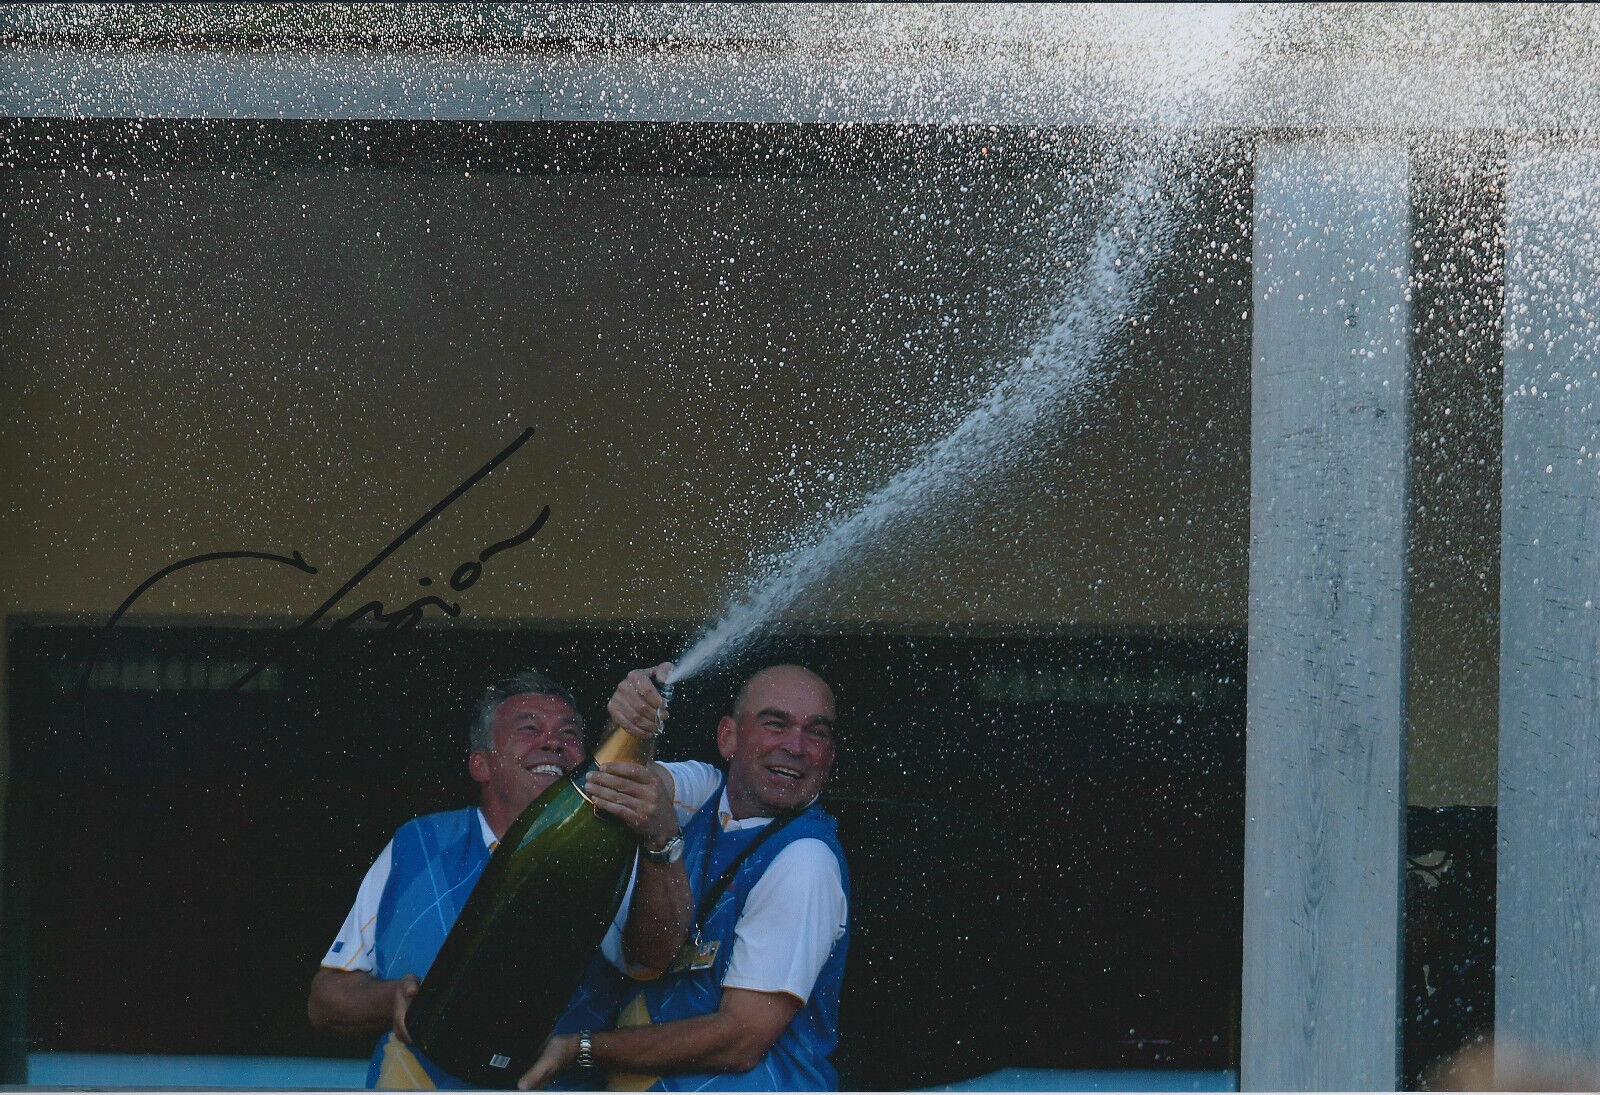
601 760 848 1005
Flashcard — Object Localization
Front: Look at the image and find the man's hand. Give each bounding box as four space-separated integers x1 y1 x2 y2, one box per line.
391 974 420 1044
585 761 679 850
514 989 802 1087
308 968 420 1038
517 1033 578 1091
597 666 692 971
608 663 674 739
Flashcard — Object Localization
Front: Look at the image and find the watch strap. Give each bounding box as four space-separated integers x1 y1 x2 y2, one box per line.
641 832 684 864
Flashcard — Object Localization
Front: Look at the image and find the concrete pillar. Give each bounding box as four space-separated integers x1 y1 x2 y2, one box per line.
1496 143 1600 1081
1243 140 1412 1090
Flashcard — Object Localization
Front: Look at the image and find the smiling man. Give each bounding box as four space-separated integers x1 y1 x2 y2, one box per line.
308 668 680 1089
524 662 851 1092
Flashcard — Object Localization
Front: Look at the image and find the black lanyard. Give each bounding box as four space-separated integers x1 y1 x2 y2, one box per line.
690 790 802 944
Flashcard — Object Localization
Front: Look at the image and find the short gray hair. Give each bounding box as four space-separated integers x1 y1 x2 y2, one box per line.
469 669 583 753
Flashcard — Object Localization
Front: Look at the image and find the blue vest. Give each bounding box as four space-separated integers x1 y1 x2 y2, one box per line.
584 788 851 1091
364 807 492 1088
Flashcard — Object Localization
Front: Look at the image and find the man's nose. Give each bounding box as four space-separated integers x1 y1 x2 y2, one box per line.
534 733 573 756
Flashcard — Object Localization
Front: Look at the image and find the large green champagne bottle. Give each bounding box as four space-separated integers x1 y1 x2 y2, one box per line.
406 722 650 1087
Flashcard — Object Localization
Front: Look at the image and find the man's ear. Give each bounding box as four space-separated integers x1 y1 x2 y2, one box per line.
716 715 737 761
468 750 491 785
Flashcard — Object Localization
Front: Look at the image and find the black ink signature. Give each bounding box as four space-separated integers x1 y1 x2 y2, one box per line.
81 427 548 693
325 504 549 633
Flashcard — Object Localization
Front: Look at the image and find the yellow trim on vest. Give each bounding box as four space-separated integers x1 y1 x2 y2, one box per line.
375 1037 438 1090
606 991 660 1092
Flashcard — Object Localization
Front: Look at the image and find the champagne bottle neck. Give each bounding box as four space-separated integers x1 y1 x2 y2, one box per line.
592 722 654 767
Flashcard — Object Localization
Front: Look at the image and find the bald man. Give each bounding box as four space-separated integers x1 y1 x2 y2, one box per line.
524 663 850 1092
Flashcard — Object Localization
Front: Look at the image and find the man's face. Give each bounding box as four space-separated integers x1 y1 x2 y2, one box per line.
469 693 586 823
718 666 837 820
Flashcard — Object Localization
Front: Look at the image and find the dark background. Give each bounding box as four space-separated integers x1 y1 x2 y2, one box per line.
4 619 1501 1088
8 619 1248 1088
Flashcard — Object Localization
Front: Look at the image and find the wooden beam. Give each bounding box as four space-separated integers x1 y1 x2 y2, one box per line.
1243 139 1412 1091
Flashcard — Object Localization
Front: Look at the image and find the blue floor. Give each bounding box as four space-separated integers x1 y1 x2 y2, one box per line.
26 1054 1236 1091
26 1053 370 1088
927 1066 1237 1091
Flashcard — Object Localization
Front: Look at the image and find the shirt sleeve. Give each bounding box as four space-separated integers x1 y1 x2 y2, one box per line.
661 759 721 822
720 838 847 1003
599 760 722 973
319 840 393 974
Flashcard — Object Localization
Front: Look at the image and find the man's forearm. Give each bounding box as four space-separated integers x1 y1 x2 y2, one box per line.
307 968 406 1035
621 857 692 972
521 987 798 1088
593 1009 769 1076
